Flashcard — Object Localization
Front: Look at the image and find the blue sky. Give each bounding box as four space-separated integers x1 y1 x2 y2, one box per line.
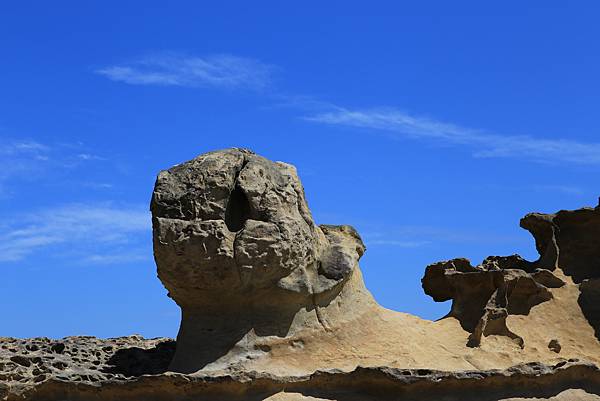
2 2 599 338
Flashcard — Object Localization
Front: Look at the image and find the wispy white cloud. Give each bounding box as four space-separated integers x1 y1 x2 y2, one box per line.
0 139 106 196
360 224 524 250
481 183 587 197
367 239 431 248
77 153 105 161
82 250 150 265
0 140 50 155
306 108 600 165
82 182 114 190
0 140 51 195
96 54 274 91
531 184 585 196
0 204 150 263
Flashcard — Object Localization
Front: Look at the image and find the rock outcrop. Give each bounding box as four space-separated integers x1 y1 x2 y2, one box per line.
422 256 565 348
519 204 600 342
2 345 599 401
0 336 175 391
422 200 600 350
150 149 366 373
2 149 600 401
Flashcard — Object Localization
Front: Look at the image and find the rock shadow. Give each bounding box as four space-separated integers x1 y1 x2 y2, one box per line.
169 283 343 374
102 340 176 377
578 278 600 341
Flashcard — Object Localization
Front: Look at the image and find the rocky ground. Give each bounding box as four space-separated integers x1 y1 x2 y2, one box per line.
1 337 599 401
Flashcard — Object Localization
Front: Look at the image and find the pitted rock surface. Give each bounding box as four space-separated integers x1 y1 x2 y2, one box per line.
422 256 565 347
151 149 366 373
3 149 600 400
422 199 600 349
520 203 600 282
151 149 360 305
0 336 174 394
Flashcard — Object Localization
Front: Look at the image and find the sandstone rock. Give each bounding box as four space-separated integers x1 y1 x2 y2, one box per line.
3 149 600 401
520 203 600 282
421 200 600 350
519 203 600 345
422 256 564 348
0 336 175 398
1 346 599 401
151 149 365 373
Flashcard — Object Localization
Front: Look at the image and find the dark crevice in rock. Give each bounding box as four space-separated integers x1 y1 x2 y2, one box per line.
225 159 250 232
225 185 251 232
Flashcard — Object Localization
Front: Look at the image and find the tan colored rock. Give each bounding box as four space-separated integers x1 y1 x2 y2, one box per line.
2 149 600 400
421 255 565 348
147 149 600 378
151 149 365 373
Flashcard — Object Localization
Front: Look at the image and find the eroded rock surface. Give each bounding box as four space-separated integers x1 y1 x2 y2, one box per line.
520 204 600 282
519 204 600 343
0 336 174 398
151 149 366 373
2 339 599 401
422 256 565 347
422 199 600 349
151 149 360 302
3 149 600 400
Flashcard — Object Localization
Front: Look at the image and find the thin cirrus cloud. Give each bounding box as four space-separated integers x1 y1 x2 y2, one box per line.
0 140 51 196
367 239 431 248
360 224 525 250
0 140 50 175
305 108 600 165
0 204 151 263
95 53 599 166
485 184 586 197
96 54 274 91
0 139 108 197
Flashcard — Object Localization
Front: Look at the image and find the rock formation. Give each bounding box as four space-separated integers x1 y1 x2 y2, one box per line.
2 148 600 401
150 149 366 373
422 256 565 348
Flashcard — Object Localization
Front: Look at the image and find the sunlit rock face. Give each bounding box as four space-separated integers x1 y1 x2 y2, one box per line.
150 148 365 372
422 201 600 350
3 149 600 401
519 204 600 340
422 256 565 348
150 149 600 376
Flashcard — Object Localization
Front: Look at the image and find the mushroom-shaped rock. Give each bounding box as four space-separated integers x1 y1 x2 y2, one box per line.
151 149 365 373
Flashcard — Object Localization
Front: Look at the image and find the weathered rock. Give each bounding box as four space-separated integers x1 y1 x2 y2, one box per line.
1 344 599 401
422 198 600 350
151 149 365 373
422 256 564 348
520 202 600 282
3 149 600 400
0 336 174 396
